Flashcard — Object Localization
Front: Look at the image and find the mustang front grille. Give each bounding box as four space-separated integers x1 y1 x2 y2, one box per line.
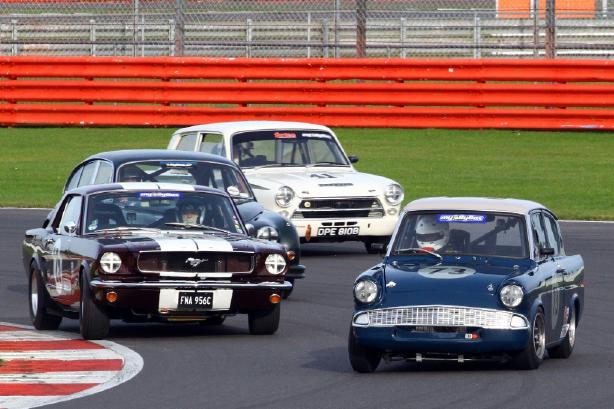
355 305 525 330
138 251 254 275
292 197 384 219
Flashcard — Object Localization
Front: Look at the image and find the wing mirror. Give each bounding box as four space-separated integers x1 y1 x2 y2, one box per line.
63 221 77 235
245 223 256 237
348 155 359 164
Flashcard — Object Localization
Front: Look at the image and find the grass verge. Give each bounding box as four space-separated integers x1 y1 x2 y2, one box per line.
1 127 613 220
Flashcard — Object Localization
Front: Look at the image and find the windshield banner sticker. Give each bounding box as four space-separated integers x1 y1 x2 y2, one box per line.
139 192 182 199
161 161 195 168
437 214 487 223
273 132 296 139
301 132 331 138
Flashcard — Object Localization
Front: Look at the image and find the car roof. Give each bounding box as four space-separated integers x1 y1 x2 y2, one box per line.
68 182 227 197
83 149 236 167
173 121 334 135
403 197 549 216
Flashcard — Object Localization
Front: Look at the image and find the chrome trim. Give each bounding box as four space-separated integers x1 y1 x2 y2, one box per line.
90 279 292 290
352 305 529 330
137 251 255 275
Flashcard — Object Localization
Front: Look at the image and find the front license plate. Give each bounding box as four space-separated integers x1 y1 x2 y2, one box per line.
177 292 213 309
316 226 360 237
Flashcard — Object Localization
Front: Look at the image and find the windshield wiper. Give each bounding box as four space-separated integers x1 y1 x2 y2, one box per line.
251 163 304 170
308 162 348 167
94 226 160 234
394 247 443 261
164 222 231 234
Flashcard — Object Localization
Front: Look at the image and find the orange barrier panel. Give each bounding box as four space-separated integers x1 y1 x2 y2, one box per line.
2 56 614 129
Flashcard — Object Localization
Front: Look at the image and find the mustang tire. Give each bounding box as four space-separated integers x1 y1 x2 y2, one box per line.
29 266 62 330
548 306 577 359
79 274 110 340
248 304 280 335
282 278 294 299
512 309 546 370
348 327 381 373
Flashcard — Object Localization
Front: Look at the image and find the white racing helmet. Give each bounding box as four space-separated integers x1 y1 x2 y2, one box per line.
415 215 450 251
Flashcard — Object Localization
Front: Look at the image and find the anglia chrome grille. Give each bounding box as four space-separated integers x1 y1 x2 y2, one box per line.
362 306 519 330
292 197 384 219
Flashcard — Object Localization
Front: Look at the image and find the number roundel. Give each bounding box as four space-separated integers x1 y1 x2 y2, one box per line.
417 266 476 280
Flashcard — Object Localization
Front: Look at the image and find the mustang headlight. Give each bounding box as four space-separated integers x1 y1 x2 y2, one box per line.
275 186 295 208
500 284 524 308
354 279 379 304
384 183 404 205
257 226 279 241
265 254 286 275
100 252 122 274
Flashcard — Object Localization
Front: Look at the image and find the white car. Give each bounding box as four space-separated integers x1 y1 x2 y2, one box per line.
168 121 404 253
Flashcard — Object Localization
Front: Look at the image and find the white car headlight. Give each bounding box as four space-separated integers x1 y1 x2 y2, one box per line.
100 252 122 273
500 284 524 308
275 186 295 208
265 254 286 275
354 279 379 304
257 226 279 241
384 183 404 205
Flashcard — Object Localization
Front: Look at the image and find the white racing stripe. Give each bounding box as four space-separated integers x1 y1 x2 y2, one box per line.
0 371 118 384
0 349 123 361
153 234 234 252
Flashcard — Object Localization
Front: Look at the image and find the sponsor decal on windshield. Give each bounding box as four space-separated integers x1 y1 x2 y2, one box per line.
301 133 331 138
437 214 487 223
273 132 296 139
139 192 182 199
160 161 195 168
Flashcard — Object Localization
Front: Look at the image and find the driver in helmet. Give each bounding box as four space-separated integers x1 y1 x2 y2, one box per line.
178 200 202 224
415 214 451 252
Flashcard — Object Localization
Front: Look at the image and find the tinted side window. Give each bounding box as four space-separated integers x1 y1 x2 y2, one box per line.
176 132 198 151
199 133 226 156
65 166 84 191
94 162 113 184
530 212 548 257
78 161 98 187
543 213 563 255
58 196 82 235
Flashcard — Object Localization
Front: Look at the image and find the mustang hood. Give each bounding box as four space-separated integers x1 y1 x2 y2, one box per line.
246 167 394 198
381 260 530 310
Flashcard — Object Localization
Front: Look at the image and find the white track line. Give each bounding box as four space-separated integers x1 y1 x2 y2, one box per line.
0 371 118 384
0 396 69 409
0 349 123 361
0 331 71 341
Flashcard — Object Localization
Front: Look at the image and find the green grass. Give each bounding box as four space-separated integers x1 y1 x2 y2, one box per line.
1 127 613 220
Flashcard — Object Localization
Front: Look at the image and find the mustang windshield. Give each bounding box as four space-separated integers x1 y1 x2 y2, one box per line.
116 161 253 201
391 212 528 259
85 191 244 234
231 130 349 168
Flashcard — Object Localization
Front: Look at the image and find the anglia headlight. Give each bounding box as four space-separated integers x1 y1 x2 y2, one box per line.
500 284 524 308
100 252 122 274
275 186 295 208
353 279 379 304
265 254 286 275
257 226 279 241
384 183 404 205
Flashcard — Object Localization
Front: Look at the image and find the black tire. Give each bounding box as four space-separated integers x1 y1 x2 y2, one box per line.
79 273 110 340
548 306 577 359
248 303 280 335
348 326 381 373
511 309 546 370
199 316 226 326
28 266 62 330
281 279 294 300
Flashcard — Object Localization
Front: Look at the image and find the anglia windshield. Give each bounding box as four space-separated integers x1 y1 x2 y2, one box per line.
391 212 529 259
85 191 245 234
231 130 349 168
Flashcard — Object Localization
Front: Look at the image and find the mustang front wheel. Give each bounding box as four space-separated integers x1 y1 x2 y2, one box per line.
548 306 577 359
348 327 381 373
79 274 110 340
29 267 62 330
248 303 280 335
511 309 545 370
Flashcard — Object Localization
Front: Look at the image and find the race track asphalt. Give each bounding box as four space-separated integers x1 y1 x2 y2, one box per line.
1 209 613 409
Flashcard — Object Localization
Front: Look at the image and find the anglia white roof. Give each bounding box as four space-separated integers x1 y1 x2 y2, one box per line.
173 121 333 136
403 197 549 216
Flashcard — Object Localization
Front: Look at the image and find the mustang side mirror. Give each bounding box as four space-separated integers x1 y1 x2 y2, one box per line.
539 247 555 257
63 221 77 235
348 155 359 164
245 223 256 237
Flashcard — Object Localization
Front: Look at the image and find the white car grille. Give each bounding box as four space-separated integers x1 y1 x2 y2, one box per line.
359 305 519 330
292 197 384 219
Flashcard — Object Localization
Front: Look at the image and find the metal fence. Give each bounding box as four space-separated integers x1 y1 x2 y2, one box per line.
2 0 614 58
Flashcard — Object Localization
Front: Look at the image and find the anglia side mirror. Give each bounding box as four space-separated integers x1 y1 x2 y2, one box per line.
348 155 359 164
540 246 555 257
245 223 256 237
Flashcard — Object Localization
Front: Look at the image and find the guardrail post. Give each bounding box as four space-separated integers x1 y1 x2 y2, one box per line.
545 0 556 58
246 18 253 58
356 0 367 57
307 12 312 58
174 0 185 56
133 0 139 56
322 18 329 58
473 13 481 58
169 19 175 56
400 18 407 58
90 19 96 56
11 19 18 56
532 0 539 57
334 0 340 58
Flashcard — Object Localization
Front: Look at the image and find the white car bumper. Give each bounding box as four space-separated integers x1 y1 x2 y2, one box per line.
291 214 398 241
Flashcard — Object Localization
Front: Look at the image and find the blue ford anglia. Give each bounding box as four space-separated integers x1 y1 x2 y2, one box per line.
349 197 584 372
